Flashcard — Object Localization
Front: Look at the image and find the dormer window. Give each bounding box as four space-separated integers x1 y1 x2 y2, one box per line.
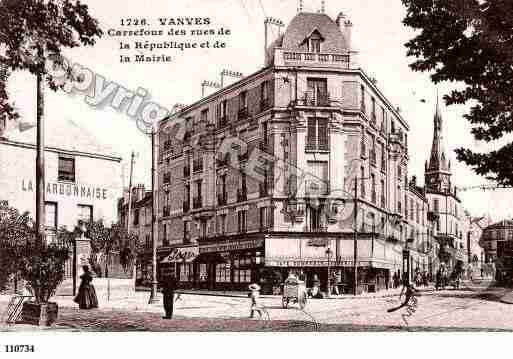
306 29 324 53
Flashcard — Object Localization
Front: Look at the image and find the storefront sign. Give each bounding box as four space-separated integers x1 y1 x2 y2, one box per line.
307 238 329 247
21 179 108 200
265 258 373 267
200 239 264 254
161 246 199 263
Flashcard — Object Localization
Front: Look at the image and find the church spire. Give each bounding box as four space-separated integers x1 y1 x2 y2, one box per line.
425 90 452 193
427 91 449 174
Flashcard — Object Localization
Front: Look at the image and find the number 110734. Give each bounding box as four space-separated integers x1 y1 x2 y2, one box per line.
5 345 35 353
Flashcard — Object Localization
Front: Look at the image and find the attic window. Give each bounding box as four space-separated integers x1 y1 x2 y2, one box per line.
307 30 323 53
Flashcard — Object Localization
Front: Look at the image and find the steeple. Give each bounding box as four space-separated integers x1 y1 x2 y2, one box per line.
427 93 450 174
425 91 452 193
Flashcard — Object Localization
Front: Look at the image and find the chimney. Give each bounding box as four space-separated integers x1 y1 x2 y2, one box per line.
336 12 352 51
264 17 284 65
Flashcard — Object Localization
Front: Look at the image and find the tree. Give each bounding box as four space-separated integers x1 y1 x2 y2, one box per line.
402 0 513 185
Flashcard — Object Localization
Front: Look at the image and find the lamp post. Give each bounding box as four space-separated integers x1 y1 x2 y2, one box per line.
326 247 332 298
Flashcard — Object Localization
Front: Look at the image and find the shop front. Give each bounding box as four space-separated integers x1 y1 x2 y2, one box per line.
159 245 199 288
196 235 265 291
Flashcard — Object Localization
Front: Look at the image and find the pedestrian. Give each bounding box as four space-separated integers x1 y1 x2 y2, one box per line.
249 283 263 319
392 272 398 289
387 278 417 313
74 265 99 310
161 275 177 319
435 269 441 291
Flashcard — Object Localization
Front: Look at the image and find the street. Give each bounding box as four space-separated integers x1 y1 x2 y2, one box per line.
2 280 512 331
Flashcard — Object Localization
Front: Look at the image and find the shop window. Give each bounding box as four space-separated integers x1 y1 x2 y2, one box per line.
77 204 92 225
179 263 192 282
198 263 208 282
233 269 251 283
215 263 231 283
58 156 75 182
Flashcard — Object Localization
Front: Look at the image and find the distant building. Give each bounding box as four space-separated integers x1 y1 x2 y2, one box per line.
480 220 513 282
0 119 122 242
118 184 153 284
153 9 437 293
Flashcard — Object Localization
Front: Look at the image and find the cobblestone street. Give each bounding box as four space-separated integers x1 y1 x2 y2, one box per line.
2 281 512 331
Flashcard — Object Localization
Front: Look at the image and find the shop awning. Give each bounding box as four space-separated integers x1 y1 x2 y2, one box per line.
160 247 199 264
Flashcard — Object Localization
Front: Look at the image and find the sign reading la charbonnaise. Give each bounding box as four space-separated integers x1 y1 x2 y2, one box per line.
21 179 109 200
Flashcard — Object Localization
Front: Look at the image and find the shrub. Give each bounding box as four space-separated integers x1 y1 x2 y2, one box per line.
19 243 70 303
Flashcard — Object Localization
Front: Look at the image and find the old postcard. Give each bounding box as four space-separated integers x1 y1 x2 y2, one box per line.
1 0 513 356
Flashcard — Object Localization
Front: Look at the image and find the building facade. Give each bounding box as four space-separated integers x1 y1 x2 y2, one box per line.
153 9 437 293
0 120 122 242
480 220 513 282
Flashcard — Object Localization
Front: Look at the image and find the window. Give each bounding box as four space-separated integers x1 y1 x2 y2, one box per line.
180 263 192 282
58 157 75 182
360 85 365 112
416 203 420 223
259 207 273 230
239 91 248 110
217 100 227 126
381 106 386 132
371 174 376 204
183 220 191 242
193 180 202 208
217 174 227 205
217 214 227 234
380 179 385 207
77 204 92 225
371 97 376 123
238 210 247 233
306 78 328 106
215 263 231 283
145 234 151 250
361 133 366 158
133 209 139 226
306 118 328 150
306 160 329 195
433 199 439 213
360 166 365 197
201 108 208 124
233 268 252 283
45 202 57 229
380 142 386 171
260 81 270 110
200 219 207 239
162 224 169 246
309 37 321 53
309 205 323 231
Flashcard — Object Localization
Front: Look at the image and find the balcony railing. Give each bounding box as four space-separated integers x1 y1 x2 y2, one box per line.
217 193 227 206
280 50 350 68
306 142 330 152
183 201 190 213
299 90 330 107
193 196 202 209
238 107 249 121
237 189 247 202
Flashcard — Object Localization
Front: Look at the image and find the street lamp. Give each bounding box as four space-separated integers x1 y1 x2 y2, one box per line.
325 247 333 298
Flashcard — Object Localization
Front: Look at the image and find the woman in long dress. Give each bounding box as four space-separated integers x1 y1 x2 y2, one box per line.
74 265 99 309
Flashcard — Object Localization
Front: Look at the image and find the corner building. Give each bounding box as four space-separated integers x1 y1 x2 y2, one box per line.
156 10 434 293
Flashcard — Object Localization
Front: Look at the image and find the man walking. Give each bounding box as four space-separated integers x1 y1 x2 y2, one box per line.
162 275 178 319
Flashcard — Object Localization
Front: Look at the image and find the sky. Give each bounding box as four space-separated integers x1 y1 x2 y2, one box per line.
5 0 513 222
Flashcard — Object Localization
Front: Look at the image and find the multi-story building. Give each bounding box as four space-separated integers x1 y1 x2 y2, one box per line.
480 219 513 282
154 9 434 293
461 215 491 275
117 184 153 284
0 119 122 242
423 99 466 270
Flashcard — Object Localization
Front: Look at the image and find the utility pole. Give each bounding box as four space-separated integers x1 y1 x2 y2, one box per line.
353 178 358 296
35 68 45 248
149 128 159 304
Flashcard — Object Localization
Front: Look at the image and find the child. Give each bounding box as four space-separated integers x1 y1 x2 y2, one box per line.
248 283 263 319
